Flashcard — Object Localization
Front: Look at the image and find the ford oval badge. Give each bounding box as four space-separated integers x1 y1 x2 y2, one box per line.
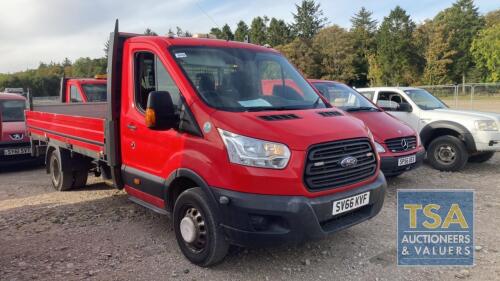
340 156 358 168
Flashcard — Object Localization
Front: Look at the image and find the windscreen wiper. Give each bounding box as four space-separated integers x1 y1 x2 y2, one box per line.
345 107 380 112
245 106 304 112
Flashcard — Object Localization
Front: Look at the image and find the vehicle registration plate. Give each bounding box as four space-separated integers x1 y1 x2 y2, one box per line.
3 147 32 156
398 155 416 166
332 192 370 216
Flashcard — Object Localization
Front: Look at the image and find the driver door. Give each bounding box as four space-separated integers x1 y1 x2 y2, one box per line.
376 91 420 131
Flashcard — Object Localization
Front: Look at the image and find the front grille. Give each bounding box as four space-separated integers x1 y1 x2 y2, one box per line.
0 141 30 148
384 136 417 152
304 138 377 191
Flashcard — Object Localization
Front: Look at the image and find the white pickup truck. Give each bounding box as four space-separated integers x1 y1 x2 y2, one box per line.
357 87 500 171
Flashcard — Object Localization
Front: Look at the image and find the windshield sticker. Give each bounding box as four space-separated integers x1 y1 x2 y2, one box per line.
238 99 272 108
175 53 187 58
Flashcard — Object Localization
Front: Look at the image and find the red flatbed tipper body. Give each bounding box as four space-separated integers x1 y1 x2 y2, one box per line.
26 22 386 266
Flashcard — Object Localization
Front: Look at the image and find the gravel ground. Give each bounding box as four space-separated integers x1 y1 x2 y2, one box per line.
0 156 499 281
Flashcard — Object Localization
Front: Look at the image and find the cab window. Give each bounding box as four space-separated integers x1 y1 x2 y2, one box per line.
377 91 410 111
134 52 181 111
70 85 82 103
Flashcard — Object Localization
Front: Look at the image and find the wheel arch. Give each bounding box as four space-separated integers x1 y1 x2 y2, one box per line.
164 168 220 214
420 121 476 152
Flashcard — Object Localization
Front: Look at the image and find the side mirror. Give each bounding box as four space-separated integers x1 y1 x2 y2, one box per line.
398 102 413 112
145 91 178 130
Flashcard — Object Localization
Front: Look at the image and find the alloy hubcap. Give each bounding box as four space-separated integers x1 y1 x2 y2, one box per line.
180 207 207 252
436 145 456 164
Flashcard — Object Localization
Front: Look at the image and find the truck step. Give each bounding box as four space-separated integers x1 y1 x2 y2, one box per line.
128 196 168 216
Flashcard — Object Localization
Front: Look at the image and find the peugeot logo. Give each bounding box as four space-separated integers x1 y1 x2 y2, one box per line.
10 133 23 141
340 156 358 168
401 138 409 150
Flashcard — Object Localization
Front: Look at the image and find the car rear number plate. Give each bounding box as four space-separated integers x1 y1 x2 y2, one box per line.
398 155 416 166
332 192 370 216
3 147 31 155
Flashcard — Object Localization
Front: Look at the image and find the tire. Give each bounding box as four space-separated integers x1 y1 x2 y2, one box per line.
468 152 495 163
427 135 468 172
49 150 74 191
73 170 88 188
173 188 229 267
385 172 403 178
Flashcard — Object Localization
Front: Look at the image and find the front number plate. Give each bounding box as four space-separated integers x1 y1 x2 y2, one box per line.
398 155 416 166
332 192 370 216
3 147 32 155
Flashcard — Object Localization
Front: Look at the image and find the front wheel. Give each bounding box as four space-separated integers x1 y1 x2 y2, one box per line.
173 188 229 267
468 152 495 163
427 135 468 172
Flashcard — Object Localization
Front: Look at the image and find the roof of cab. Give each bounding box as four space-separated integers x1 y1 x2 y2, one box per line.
0 92 26 100
128 35 280 53
68 78 107 84
356 86 421 92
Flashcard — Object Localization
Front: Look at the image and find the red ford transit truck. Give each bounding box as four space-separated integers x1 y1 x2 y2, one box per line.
309 80 425 177
26 22 386 266
60 77 107 103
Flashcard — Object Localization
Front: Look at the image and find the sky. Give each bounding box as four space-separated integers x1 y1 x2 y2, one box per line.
0 0 498 73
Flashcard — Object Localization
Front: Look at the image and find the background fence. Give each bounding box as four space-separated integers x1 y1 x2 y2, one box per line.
417 83 500 113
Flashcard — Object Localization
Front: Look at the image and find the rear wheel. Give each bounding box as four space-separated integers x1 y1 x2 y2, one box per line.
468 152 495 163
173 188 229 267
49 151 74 191
427 136 468 172
48 150 89 191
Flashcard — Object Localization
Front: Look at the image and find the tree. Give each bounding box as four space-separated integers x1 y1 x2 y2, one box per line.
250 16 267 45
267 18 291 46
275 38 320 78
471 24 500 82
209 27 223 39
143 28 158 36
292 0 327 39
313 26 356 83
485 9 500 27
221 24 234 40
350 7 377 86
422 23 457 84
176 26 192 37
433 0 485 83
234 21 249 42
375 6 418 85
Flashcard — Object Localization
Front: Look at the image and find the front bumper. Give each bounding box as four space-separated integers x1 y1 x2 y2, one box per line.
473 130 500 152
211 173 386 248
0 142 37 167
380 149 425 176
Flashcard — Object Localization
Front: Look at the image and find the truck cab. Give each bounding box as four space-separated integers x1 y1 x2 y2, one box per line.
61 77 107 103
0 93 33 166
26 23 386 266
309 80 425 177
358 87 500 171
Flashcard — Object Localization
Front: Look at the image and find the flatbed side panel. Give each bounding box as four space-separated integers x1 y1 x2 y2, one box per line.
32 102 107 119
26 111 105 155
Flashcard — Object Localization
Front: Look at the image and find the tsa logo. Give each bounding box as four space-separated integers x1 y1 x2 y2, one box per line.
397 190 474 266
10 133 24 141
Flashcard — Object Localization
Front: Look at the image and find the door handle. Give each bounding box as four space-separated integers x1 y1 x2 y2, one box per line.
127 123 137 131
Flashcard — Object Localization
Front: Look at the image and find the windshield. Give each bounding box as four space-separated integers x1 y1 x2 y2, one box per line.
82 84 107 102
171 47 327 112
0 100 25 122
404 89 447 110
312 82 379 111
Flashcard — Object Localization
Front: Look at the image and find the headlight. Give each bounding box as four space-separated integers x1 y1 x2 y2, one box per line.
217 129 291 169
374 142 386 153
475 120 498 131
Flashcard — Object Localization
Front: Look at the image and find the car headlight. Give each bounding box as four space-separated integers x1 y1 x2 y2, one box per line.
217 128 291 169
475 120 498 131
374 142 386 153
